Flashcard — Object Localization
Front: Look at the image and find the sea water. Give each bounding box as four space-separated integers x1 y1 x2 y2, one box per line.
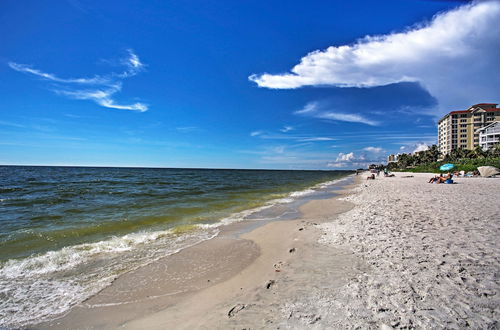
0 166 352 327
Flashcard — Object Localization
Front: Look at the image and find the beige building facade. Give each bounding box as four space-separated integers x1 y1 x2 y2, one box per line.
438 103 500 155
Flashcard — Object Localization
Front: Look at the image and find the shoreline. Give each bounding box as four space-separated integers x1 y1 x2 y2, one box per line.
36 175 359 329
37 172 499 328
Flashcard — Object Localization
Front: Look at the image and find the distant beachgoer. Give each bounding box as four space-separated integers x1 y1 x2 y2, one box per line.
436 172 453 184
367 174 375 180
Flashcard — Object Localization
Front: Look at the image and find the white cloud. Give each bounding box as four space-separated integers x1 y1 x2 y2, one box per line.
273 146 286 154
327 150 388 169
176 126 199 133
280 126 294 132
295 102 317 115
250 1 500 115
8 62 109 85
0 120 26 128
295 101 379 126
400 142 430 153
413 143 430 153
117 49 145 78
363 146 383 153
249 129 336 142
336 152 355 162
299 137 336 142
9 50 148 112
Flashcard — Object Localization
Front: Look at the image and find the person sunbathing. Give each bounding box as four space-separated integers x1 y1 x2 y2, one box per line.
428 173 453 184
428 175 439 183
436 173 453 184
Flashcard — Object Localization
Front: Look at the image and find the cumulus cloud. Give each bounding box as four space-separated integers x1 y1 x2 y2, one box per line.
336 152 356 162
295 101 379 126
250 1 500 114
400 142 430 153
327 150 389 168
8 50 148 112
413 143 430 153
328 151 366 168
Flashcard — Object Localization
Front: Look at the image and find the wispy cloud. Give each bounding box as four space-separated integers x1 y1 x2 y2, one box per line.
250 1 500 115
7 62 110 85
250 130 338 142
0 120 26 128
280 125 294 132
295 101 379 126
363 146 383 153
298 137 336 142
250 130 263 137
176 126 200 133
8 49 148 112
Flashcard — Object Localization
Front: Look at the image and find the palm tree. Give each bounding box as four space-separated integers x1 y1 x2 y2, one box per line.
473 145 486 158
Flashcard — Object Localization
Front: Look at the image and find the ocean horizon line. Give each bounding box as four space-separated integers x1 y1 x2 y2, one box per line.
0 164 357 172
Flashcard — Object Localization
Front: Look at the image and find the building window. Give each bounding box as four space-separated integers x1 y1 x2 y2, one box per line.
460 129 466 133
460 114 467 118
460 124 467 128
460 134 467 138
460 119 467 122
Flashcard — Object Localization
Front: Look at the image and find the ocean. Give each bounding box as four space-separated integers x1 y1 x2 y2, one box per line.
0 165 352 327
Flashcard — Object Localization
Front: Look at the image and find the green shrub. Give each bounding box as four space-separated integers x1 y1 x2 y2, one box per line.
402 157 500 173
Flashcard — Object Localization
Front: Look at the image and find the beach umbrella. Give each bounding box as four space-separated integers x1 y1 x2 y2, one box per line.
439 163 454 171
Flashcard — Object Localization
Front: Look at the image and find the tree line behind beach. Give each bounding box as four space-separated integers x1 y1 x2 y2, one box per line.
388 145 500 173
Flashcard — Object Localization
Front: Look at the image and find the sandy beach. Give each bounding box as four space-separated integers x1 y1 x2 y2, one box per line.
38 173 500 329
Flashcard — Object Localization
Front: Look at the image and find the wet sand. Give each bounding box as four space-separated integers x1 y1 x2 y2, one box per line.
38 178 359 329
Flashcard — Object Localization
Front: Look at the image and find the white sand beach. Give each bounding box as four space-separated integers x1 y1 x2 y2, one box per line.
290 173 500 329
40 173 500 329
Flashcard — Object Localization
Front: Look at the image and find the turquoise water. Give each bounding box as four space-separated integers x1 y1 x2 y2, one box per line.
0 166 352 327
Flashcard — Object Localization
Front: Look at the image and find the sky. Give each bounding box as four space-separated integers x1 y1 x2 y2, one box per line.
1 0 499 169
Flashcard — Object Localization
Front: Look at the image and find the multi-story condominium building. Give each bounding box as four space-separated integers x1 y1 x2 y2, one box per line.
438 103 500 155
387 154 398 163
476 121 500 150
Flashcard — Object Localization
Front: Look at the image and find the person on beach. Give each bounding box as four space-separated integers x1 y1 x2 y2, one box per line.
428 175 439 183
428 172 453 184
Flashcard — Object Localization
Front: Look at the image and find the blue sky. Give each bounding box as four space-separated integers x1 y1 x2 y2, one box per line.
1 0 498 169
